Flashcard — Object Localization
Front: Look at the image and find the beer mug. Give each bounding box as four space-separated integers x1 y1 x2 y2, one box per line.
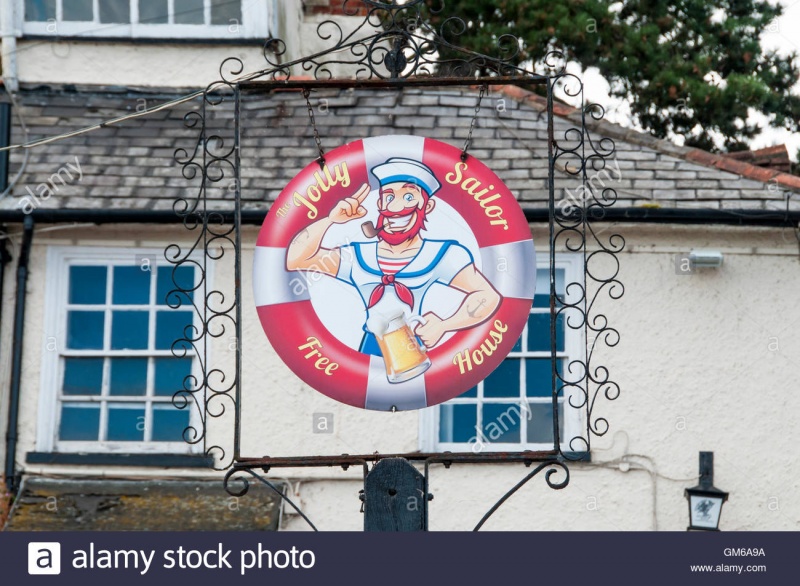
375 314 431 384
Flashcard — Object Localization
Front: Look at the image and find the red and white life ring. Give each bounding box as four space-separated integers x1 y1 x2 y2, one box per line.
253 135 535 411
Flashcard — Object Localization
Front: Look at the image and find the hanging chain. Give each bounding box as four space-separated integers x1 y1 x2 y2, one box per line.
461 84 487 162
302 88 326 166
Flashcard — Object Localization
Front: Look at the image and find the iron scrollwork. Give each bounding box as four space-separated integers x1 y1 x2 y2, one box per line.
164 0 623 525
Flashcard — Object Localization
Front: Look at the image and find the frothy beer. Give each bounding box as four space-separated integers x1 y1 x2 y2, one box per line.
376 315 431 383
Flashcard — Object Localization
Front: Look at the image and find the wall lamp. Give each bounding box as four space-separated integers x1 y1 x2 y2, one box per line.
685 451 729 531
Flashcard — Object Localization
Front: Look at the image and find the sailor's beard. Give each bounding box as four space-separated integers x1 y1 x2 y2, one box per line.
376 206 427 246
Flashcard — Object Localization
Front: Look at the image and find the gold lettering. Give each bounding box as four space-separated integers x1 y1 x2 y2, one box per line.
292 162 351 219
451 321 508 374
297 337 339 375
446 162 509 230
445 161 467 185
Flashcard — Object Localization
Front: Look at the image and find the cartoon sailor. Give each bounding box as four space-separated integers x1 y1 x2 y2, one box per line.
286 157 501 364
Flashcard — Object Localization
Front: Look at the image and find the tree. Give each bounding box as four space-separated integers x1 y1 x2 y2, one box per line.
422 0 800 153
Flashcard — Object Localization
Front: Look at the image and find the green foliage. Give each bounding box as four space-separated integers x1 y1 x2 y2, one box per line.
423 0 799 152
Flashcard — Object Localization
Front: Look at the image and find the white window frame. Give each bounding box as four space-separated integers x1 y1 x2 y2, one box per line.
19 0 270 40
420 253 586 453
36 246 207 454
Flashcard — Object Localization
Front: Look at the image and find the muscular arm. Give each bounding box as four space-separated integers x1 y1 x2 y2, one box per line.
285 217 341 277
416 264 502 348
285 182 370 277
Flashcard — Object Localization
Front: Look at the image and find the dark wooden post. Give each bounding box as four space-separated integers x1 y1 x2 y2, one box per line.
363 458 428 531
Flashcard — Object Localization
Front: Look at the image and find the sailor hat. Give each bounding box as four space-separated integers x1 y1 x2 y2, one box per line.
371 157 441 196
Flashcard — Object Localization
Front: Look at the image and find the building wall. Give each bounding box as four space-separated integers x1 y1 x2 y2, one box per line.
4 221 798 530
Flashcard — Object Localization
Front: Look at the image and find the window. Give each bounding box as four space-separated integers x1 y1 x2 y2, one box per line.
37 247 203 453
421 254 584 453
22 0 270 40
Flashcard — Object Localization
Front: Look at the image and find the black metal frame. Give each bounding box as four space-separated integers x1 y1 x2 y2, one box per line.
166 0 623 530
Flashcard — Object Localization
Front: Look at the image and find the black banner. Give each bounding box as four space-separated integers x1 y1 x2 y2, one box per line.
1 531 793 585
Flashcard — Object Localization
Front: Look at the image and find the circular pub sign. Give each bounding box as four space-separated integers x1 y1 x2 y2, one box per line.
253 135 535 411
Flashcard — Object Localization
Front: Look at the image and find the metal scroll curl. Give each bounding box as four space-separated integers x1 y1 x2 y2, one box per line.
255 0 561 81
166 68 242 470
163 0 624 528
550 72 624 459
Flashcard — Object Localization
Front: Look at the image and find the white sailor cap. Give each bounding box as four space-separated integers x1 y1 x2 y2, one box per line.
371 157 441 196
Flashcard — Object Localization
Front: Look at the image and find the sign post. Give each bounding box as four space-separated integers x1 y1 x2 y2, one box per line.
363 458 428 532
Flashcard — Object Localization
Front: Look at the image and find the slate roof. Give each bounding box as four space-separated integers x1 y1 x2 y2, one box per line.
2 84 798 213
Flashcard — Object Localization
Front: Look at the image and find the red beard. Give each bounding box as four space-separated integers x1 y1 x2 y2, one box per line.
376 205 428 246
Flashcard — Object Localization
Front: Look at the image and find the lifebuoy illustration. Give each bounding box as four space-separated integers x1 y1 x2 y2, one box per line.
253 135 536 411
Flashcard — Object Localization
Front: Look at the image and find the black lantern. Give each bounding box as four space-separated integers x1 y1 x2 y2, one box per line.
685 452 728 531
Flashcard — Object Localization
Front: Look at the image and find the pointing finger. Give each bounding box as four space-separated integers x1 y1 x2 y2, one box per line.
353 183 370 203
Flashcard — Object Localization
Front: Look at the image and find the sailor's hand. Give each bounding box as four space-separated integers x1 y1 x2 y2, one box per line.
328 183 369 224
415 312 446 348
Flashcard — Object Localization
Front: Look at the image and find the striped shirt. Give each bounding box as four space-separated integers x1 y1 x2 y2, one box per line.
377 255 413 275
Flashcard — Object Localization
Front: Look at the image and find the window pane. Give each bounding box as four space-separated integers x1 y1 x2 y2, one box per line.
512 333 522 352
99 0 130 23
139 0 168 24
526 312 565 352
113 266 151 305
107 404 145 441
59 404 100 440
25 0 56 21
156 265 194 305
62 0 93 21
483 359 520 398
152 404 189 441
156 310 194 350
211 0 240 25
526 402 563 444
438 403 476 444
482 403 521 443
109 358 148 396
69 266 106 304
525 358 563 397
174 0 204 24
67 310 105 349
111 310 149 350
154 357 193 396
63 357 104 395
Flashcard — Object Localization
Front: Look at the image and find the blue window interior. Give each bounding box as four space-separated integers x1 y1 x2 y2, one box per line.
63 357 104 395
67 311 105 349
175 0 204 24
69 266 107 304
25 0 56 22
527 312 565 352
99 0 130 24
525 402 564 444
482 403 522 443
156 310 194 350
152 405 190 441
438 403 477 444
109 358 148 396
139 0 169 24
157 265 195 306
525 358 564 397
111 310 149 350
211 0 242 25
106 404 145 441
483 359 520 398
59 404 100 441
62 0 92 21
154 357 193 396
113 266 151 305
